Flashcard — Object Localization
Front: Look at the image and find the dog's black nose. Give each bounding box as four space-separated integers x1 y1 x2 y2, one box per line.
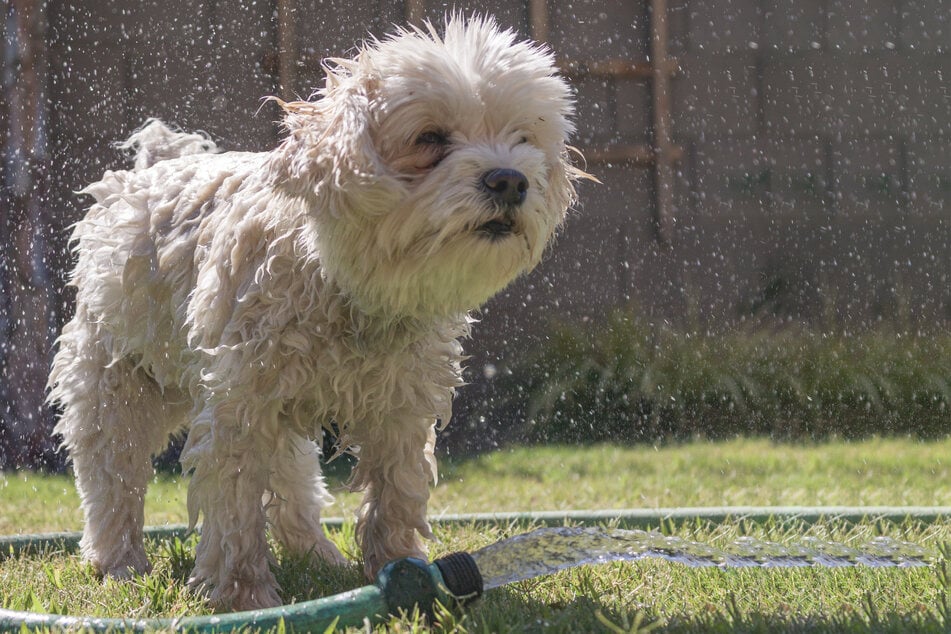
481 169 528 206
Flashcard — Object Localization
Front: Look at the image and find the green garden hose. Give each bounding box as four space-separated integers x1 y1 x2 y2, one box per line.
0 552 481 632
0 506 947 632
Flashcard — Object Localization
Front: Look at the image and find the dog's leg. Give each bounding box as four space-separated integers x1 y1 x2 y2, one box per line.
265 431 347 565
51 318 186 578
351 417 438 578
182 401 282 610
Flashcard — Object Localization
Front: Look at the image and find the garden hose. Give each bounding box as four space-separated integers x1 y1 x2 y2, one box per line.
0 552 480 632
0 507 948 632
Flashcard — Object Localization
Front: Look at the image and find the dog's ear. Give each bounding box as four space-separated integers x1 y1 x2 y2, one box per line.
271 67 382 214
547 148 586 218
553 147 599 210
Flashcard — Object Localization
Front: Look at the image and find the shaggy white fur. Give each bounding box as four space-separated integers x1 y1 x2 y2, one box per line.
49 16 580 610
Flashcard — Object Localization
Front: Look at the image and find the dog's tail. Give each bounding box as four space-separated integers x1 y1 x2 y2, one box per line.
119 119 219 170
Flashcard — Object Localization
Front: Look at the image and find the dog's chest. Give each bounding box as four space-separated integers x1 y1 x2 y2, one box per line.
279 319 464 433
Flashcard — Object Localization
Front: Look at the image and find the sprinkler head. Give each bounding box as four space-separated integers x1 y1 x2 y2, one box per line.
433 552 483 602
375 552 483 623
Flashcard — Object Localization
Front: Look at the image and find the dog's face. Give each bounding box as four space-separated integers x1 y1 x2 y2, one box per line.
277 17 579 318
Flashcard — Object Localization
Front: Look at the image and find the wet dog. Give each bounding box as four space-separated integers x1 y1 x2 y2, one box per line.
49 16 580 609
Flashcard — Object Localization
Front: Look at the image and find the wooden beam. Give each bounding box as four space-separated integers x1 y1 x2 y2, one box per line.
558 57 678 80
261 50 683 86
578 143 683 166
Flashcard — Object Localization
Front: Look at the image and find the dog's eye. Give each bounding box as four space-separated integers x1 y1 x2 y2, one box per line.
413 130 451 170
416 131 449 146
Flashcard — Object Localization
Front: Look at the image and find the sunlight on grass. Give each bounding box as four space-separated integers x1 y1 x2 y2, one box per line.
2 438 950 632
427 437 951 515
0 473 190 534
2 437 949 533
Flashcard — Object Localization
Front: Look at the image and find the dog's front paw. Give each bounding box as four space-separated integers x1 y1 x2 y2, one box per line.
220 582 283 612
87 546 152 579
189 573 283 612
103 560 152 579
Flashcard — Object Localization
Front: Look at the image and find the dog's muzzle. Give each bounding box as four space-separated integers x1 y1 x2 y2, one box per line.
478 169 527 238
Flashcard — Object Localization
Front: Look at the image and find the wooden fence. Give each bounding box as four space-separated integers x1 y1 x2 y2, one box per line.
1 0 948 466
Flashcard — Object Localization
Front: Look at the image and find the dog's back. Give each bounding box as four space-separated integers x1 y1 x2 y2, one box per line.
120 119 219 170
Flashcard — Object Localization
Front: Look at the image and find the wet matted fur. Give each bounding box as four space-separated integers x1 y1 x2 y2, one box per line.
49 16 581 610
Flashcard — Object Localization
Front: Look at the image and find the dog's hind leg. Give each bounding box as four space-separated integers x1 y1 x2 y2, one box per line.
351 416 438 578
50 315 187 578
264 430 347 565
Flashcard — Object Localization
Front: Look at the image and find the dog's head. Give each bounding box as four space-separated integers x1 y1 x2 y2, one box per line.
274 15 583 319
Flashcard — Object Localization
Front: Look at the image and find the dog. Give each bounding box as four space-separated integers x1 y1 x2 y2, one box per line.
49 15 581 610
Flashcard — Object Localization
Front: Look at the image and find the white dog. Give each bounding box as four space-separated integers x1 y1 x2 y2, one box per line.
49 16 580 610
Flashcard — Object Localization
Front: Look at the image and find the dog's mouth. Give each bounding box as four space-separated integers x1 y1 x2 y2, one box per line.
477 216 516 239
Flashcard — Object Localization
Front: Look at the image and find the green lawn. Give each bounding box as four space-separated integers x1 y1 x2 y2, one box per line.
2 437 951 632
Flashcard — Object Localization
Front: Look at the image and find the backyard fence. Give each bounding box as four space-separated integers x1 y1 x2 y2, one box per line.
1 0 949 467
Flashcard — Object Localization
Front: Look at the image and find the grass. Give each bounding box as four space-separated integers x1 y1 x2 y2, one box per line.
2 437 951 632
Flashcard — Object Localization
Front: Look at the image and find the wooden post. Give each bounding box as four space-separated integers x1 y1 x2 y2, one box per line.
1 0 58 468
650 0 675 245
529 0 549 43
405 0 426 25
276 0 297 99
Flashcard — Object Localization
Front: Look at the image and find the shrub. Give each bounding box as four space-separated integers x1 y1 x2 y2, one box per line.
493 311 951 443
